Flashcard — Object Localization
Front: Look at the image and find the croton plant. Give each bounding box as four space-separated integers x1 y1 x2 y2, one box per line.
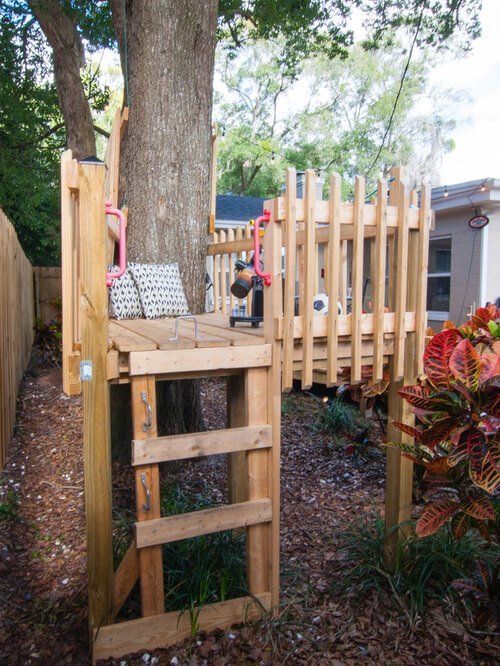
390 305 500 540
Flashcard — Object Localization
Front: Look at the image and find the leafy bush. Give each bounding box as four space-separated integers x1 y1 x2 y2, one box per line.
389 305 499 541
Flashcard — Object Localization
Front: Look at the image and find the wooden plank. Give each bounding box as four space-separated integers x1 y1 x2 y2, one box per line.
393 180 410 380
372 179 388 382
268 195 420 227
131 376 164 617
326 173 342 386
302 170 316 389
350 176 365 383
78 162 113 629
128 344 272 375
190 320 262 346
109 321 158 352
213 247 220 312
245 222 253 314
112 543 139 619
61 150 81 395
228 228 235 311
246 368 270 595
132 425 271 465
136 499 272 548
209 125 217 234
263 199 282 606
274 311 416 339
415 183 430 376
220 230 227 315
116 318 195 351
339 240 348 313
282 167 297 391
93 593 271 662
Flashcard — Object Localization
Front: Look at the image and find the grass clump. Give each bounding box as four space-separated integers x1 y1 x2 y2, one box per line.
332 516 500 624
113 480 247 618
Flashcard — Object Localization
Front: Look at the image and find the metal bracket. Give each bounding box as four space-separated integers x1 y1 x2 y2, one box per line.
80 360 92 381
140 472 151 513
141 391 152 432
169 314 202 342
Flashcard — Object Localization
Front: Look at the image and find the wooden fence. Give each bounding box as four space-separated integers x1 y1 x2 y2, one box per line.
34 266 62 322
0 209 34 468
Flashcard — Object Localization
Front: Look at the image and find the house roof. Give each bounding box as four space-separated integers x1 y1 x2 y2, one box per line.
432 178 500 212
216 195 265 226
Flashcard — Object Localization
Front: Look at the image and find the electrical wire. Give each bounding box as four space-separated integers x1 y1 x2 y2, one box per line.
365 4 426 179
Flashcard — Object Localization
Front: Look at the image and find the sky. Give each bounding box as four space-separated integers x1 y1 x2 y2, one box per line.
433 0 500 185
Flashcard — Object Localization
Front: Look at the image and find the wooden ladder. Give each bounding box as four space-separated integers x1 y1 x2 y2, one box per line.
130 367 274 620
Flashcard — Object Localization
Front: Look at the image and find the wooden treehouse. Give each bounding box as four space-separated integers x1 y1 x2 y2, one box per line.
61 111 431 662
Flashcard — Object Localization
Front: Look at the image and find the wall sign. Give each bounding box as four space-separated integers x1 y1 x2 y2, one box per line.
468 214 489 229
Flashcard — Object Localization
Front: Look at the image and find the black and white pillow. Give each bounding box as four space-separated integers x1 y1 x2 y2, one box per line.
128 262 190 318
108 265 143 319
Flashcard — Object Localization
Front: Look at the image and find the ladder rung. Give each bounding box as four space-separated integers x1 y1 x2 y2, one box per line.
135 498 272 548
132 425 271 465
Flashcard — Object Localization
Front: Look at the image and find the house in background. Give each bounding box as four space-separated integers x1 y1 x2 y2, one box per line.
429 178 500 330
215 194 265 230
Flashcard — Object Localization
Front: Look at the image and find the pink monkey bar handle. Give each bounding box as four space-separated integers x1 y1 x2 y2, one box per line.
105 201 127 287
253 209 272 286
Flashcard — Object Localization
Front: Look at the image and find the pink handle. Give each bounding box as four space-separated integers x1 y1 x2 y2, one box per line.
105 202 127 287
253 209 272 286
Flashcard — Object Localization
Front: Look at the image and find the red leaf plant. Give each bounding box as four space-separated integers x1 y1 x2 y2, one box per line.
389 306 500 541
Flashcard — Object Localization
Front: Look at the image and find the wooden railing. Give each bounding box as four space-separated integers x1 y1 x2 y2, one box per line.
207 223 254 316
208 167 431 394
0 209 34 468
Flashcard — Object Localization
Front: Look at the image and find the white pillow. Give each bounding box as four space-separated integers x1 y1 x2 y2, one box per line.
128 262 190 319
108 265 143 319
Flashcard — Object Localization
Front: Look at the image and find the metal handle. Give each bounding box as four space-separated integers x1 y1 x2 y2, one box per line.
105 201 127 287
141 391 152 432
169 314 202 341
253 209 272 286
141 473 151 513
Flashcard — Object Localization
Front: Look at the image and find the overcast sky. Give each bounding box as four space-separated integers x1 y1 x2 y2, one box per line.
433 0 500 185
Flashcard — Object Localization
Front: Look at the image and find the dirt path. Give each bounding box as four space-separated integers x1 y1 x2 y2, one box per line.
0 363 498 665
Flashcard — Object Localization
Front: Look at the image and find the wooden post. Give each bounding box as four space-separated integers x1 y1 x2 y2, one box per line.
351 176 365 383
263 199 282 605
79 161 113 629
246 367 270 594
131 376 164 616
61 150 81 395
282 168 297 391
227 374 249 505
384 168 415 570
326 174 342 386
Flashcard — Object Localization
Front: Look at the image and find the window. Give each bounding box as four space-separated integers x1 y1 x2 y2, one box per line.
427 237 451 319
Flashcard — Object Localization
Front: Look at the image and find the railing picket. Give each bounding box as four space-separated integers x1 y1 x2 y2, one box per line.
351 176 365 383
283 168 297 391
302 170 316 389
372 179 387 383
326 173 342 386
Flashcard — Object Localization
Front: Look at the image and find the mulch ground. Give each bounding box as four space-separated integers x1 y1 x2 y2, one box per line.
0 351 498 665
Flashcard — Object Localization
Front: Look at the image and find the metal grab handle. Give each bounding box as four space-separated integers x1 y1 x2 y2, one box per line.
169 315 202 341
105 201 127 287
141 473 151 513
253 209 272 286
141 391 152 432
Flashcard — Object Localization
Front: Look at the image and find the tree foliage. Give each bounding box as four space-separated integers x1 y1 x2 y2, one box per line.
215 38 459 196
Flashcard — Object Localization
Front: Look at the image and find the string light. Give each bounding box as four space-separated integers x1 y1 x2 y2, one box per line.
443 186 449 197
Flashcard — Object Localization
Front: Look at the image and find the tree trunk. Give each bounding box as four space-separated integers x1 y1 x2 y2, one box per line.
29 0 96 160
111 1 219 446
112 0 218 313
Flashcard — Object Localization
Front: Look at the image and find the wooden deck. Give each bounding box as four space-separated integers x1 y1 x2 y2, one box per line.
105 313 271 382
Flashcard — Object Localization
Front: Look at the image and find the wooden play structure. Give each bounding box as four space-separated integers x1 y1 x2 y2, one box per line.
61 110 431 662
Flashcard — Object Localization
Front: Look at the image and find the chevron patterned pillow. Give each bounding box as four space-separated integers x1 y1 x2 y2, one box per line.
108 265 143 319
128 262 190 319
